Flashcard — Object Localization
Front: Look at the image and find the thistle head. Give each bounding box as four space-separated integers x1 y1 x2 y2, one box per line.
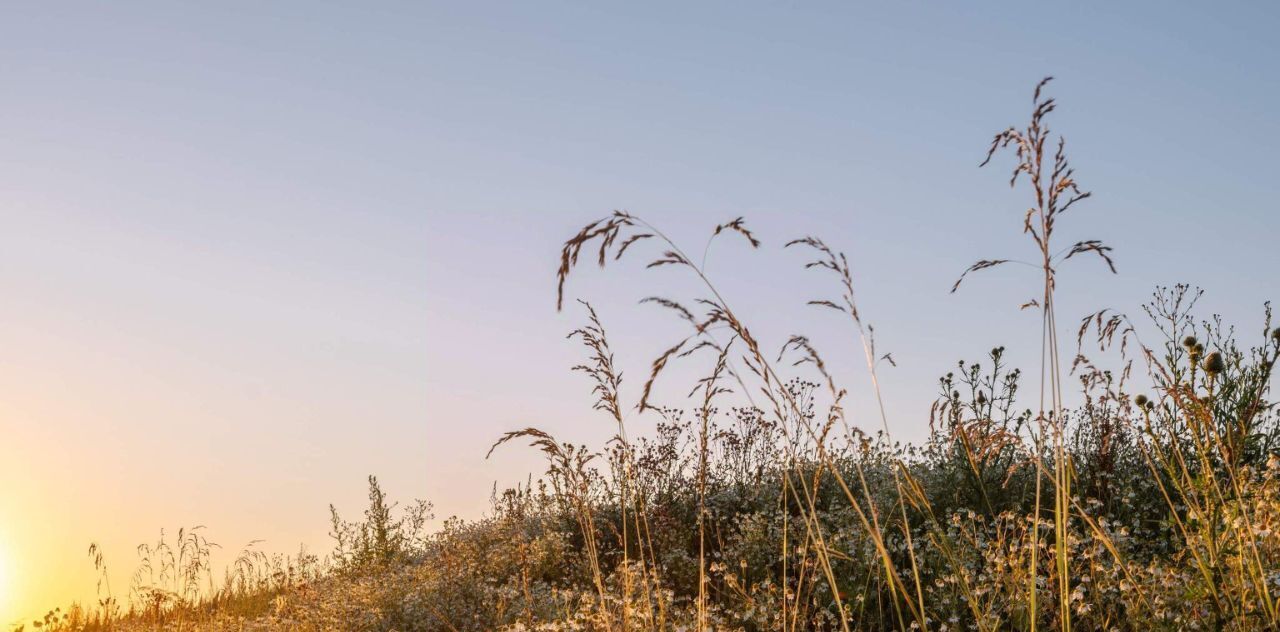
1134 394 1149 408
1203 351 1226 376
1190 343 1205 362
1183 335 1198 349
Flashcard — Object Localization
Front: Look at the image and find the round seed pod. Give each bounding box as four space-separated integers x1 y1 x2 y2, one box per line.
1183 335 1198 348
1134 394 1149 407
1203 351 1226 375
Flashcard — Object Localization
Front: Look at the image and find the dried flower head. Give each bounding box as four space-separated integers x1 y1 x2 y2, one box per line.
1203 351 1225 375
1182 335 1198 348
1190 343 1205 361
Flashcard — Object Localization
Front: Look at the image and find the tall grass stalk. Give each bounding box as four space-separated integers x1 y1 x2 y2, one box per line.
954 77 1115 632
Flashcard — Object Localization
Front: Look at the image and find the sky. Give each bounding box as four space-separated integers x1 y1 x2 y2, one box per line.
2 1 1278 625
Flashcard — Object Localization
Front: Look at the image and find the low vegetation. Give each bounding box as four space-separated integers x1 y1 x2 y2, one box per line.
17 79 1279 632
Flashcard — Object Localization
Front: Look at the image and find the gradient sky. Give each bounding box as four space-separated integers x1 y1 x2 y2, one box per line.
2 2 1278 625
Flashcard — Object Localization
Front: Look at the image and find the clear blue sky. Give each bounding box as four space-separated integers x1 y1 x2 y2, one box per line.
2 2 1277 623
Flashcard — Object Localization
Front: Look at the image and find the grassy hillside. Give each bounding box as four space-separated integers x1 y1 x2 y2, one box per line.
18 80 1280 632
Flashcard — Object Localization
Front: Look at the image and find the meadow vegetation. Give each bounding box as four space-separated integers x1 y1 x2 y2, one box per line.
17 79 1280 631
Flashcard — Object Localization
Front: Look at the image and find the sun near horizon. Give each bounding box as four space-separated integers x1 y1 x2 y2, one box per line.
0 547 9 619
0 523 16 627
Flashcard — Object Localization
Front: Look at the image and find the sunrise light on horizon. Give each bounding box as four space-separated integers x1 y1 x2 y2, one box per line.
3 3 1278 629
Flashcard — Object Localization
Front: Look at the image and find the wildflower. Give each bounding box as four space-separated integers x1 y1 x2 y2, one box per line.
1183 335 1198 348
1134 394 1148 407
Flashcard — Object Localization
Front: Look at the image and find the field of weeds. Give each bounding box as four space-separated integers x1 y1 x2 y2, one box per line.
18 80 1280 632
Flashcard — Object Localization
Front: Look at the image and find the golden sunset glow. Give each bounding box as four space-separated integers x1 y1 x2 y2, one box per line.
3 4 1279 630
0 543 11 620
